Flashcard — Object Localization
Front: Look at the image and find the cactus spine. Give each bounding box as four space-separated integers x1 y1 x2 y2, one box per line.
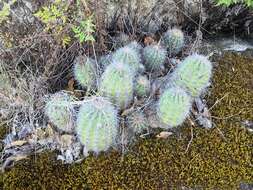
73 56 97 90
157 87 191 128
143 44 167 71
135 75 151 97
45 91 76 132
112 46 141 73
113 33 130 49
163 28 184 55
126 110 148 134
76 97 118 154
171 54 213 97
99 61 134 109
126 41 142 53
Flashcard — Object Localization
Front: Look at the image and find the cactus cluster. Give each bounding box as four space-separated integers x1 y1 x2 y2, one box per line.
76 97 118 153
45 91 76 132
73 56 97 90
43 30 213 157
162 28 184 55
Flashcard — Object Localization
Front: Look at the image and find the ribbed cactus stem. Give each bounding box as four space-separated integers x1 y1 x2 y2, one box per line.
76 97 118 154
45 91 76 132
99 61 134 109
170 54 213 97
126 110 149 134
143 44 167 71
163 28 184 55
135 75 151 97
126 41 143 53
73 56 97 90
112 46 141 73
157 87 192 128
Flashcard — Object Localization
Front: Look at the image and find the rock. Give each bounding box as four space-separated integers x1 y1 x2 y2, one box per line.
92 0 201 34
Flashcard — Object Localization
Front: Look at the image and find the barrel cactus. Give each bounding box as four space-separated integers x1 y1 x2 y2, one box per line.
135 75 151 97
73 56 97 90
99 61 134 109
76 97 118 154
157 87 192 128
112 46 141 73
45 91 76 132
113 33 130 49
126 110 148 134
126 41 143 53
143 44 167 71
163 28 184 55
170 54 213 97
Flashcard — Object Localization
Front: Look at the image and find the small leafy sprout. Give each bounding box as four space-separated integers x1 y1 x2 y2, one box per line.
72 16 96 43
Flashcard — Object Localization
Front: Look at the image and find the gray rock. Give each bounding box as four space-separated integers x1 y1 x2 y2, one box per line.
94 0 201 33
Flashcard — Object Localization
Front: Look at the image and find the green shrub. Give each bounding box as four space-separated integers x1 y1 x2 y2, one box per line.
216 0 253 7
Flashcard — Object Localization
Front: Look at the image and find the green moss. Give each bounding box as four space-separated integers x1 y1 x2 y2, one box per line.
2 53 253 189
3 152 89 190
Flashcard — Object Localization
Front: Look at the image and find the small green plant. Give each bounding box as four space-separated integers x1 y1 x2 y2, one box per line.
99 61 134 110
112 46 141 73
135 75 151 97
45 91 76 132
0 0 16 24
143 44 167 71
72 16 95 43
157 87 192 128
73 56 97 90
76 97 118 154
126 110 149 134
162 28 184 55
170 54 213 97
216 0 253 7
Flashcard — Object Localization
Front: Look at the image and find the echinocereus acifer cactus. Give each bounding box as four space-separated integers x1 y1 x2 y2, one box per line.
170 54 213 97
76 97 118 154
135 75 151 97
157 87 192 128
112 46 141 73
143 44 167 71
45 91 76 132
99 61 134 109
126 110 149 135
73 56 97 90
163 28 184 55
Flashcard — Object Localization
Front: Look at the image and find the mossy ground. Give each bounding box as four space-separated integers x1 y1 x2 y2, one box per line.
1 53 253 189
